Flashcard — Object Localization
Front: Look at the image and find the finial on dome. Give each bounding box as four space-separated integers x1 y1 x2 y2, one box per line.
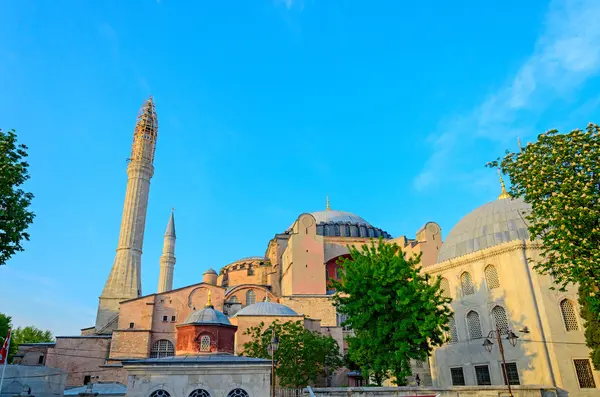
518 137 522 151
497 169 511 200
326 196 331 211
205 290 213 308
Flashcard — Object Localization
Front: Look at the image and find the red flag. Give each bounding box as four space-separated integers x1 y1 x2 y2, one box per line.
0 329 11 364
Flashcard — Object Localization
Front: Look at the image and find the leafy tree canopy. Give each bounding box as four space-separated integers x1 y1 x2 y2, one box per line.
0 314 54 363
331 239 452 385
0 129 35 266
487 123 600 368
241 320 343 388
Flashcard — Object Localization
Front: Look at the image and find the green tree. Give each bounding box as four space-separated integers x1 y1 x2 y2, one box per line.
242 320 343 388
331 239 452 386
0 314 54 363
0 129 35 266
487 124 600 368
0 313 17 363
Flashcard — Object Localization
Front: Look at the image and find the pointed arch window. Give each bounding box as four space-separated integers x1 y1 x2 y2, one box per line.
466 311 483 339
460 272 475 296
440 278 451 298
448 315 458 343
150 339 175 358
492 305 509 335
485 265 500 289
228 296 239 303
246 290 256 305
560 299 579 331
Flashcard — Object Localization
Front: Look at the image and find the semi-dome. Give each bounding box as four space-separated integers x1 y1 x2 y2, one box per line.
437 197 531 262
234 301 298 317
184 306 232 326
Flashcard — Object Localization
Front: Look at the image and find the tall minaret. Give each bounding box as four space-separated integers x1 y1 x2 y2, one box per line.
157 209 176 293
95 97 158 332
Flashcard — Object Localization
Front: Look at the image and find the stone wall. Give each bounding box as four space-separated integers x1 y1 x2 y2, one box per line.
304 386 558 397
44 336 126 387
280 296 337 326
0 365 66 397
176 324 237 355
12 344 53 366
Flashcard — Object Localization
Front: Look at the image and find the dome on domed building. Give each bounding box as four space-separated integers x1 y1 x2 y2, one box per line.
184 303 232 326
286 199 392 239
437 196 532 263
234 301 298 317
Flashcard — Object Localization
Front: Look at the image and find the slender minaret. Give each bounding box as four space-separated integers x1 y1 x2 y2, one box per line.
157 209 176 293
95 97 158 332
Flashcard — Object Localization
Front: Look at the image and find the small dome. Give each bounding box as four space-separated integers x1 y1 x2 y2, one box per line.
203 268 217 275
184 306 231 326
234 301 298 317
438 198 531 262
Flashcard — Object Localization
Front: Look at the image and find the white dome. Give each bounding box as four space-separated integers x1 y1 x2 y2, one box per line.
234 302 298 317
437 198 531 262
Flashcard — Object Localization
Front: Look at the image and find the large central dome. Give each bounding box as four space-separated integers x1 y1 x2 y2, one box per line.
287 207 391 239
437 197 532 262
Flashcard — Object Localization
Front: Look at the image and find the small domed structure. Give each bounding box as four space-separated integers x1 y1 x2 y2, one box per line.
176 291 237 355
437 197 531 262
234 301 298 317
203 268 218 285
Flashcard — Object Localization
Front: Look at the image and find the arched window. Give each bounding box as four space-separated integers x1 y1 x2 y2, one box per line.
150 339 175 358
189 390 210 397
485 265 500 289
150 391 171 397
227 390 249 397
492 305 509 335
246 290 256 305
560 299 579 331
448 315 458 343
440 278 451 298
228 296 239 303
199 335 211 351
466 311 483 339
334 224 340 236
460 272 475 296
345 225 351 236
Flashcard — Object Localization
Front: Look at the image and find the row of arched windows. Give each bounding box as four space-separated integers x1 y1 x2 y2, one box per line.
447 298 579 343
439 265 501 299
150 389 249 397
447 305 509 343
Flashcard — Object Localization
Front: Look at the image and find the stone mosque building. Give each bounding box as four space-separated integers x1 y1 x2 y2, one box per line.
15 98 599 396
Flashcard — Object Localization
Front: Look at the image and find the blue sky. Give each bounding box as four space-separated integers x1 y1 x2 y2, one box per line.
1 0 600 336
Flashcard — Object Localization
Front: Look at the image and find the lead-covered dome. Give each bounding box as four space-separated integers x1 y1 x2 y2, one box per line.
287 208 391 239
184 306 232 326
437 197 531 262
234 301 298 317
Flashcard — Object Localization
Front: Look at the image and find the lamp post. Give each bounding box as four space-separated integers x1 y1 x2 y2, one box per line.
482 327 519 397
267 328 279 397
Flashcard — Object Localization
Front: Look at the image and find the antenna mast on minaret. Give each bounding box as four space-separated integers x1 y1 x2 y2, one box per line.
95 96 158 333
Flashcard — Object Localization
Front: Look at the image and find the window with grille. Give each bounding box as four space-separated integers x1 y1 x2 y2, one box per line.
450 367 465 386
229 296 239 303
189 390 210 397
150 339 175 358
492 305 509 335
466 311 483 339
227 389 249 397
246 290 256 305
574 359 596 388
560 299 579 331
150 390 171 397
501 363 520 385
460 272 475 296
200 335 211 352
485 265 500 289
162 316 168 322
440 278 451 298
448 315 458 343
475 365 491 386
415 360 424 368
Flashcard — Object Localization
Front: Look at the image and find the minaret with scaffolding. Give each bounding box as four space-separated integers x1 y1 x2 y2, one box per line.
96 97 158 333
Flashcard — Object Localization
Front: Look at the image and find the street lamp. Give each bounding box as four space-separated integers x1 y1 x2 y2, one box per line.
482 327 519 397
267 328 279 397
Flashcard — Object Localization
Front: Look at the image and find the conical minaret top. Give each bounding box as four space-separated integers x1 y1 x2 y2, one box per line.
96 96 158 333
498 169 511 200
